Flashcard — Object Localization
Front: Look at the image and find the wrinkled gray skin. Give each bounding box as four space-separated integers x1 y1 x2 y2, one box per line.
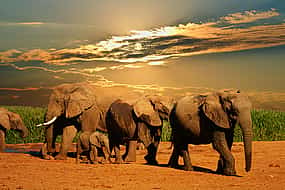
168 90 253 176
0 108 28 152
41 83 140 160
76 131 111 164
107 95 173 165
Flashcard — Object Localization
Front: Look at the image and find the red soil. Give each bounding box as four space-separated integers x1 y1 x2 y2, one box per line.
0 141 284 190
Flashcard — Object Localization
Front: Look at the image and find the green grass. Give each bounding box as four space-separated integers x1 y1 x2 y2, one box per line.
162 109 285 142
3 106 46 144
2 106 285 143
234 109 285 142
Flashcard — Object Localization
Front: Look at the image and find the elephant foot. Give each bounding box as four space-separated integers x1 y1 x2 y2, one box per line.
136 143 145 150
124 156 136 163
114 158 123 164
144 155 158 165
216 160 236 176
183 165 194 171
100 159 111 164
223 168 237 176
90 160 99 164
168 162 179 169
42 154 55 160
55 154 68 160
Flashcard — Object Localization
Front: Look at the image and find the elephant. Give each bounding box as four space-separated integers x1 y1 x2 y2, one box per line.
0 107 28 152
76 131 111 164
106 95 173 165
37 83 140 160
168 89 253 176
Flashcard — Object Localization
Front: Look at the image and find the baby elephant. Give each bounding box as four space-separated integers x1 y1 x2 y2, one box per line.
76 131 111 164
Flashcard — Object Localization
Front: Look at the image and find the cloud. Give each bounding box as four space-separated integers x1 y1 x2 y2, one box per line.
0 87 41 91
0 21 45 26
148 61 166 66
83 67 108 73
110 64 144 70
53 75 64 80
0 9 284 66
17 22 45 25
220 8 279 24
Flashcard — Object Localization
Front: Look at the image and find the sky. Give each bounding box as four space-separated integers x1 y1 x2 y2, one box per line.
0 0 285 109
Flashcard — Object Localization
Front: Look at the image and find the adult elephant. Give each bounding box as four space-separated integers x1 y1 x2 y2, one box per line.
168 89 253 176
38 83 140 160
0 108 28 152
106 95 173 165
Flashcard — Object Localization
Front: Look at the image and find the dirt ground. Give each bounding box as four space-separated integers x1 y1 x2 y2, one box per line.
0 141 284 190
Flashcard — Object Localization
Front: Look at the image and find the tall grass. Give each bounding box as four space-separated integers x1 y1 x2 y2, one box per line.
3 106 46 144
234 109 285 142
162 109 285 142
2 106 285 143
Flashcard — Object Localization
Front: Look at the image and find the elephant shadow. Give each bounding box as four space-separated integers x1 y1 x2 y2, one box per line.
5 148 78 159
156 163 242 177
157 163 215 173
5 148 42 158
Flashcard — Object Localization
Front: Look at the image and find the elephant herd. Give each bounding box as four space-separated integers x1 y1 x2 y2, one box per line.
0 83 253 176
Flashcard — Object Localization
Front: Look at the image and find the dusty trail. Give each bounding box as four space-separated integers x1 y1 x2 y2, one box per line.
0 141 284 190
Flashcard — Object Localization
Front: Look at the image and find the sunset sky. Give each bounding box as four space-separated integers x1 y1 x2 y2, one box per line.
0 0 285 108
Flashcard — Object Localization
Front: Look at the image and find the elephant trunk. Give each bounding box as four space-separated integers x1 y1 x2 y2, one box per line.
16 120 28 138
238 110 253 172
20 126 28 138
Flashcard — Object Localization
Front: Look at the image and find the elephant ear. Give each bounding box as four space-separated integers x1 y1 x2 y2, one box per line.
0 109 11 130
65 85 96 118
133 97 162 127
202 94 230 129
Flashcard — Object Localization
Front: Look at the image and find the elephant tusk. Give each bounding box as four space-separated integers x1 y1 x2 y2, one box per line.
36 116 57 127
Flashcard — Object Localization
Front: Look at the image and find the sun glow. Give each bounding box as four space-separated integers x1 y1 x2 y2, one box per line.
1 9 284 66
148 61 165 66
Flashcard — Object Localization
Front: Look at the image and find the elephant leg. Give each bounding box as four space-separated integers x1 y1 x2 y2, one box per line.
144 128 161 165
101 146 111 164
212 130 236 176
122 142 129 161
217 130 234 174
41 126 58 160
114 144 123 164
0 129 6 152
90 146 98 164
123 140 137 162
105 143 112 164
168 144 180 169
46 125 57 154
76 138 83 164
181 144 193 171
41 143 56 160
55 125 77 160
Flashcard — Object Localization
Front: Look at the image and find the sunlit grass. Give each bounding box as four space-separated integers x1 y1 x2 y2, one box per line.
234 109 285 142
3 106 46 144
2 106 285 143
162 109 285 142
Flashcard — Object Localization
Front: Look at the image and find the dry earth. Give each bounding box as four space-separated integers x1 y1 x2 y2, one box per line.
0 141 284 190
